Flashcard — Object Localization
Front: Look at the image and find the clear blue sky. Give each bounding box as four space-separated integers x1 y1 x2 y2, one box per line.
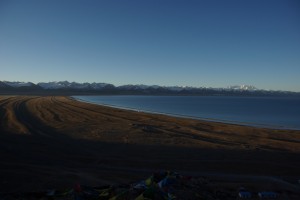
0 0 299 91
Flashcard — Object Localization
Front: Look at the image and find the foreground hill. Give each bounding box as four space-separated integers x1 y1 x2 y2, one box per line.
0 96 299 196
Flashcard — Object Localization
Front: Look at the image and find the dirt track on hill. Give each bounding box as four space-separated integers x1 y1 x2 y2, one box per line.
0 96 299 192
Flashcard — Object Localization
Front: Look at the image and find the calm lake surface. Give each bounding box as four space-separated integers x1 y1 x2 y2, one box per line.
74 96 300 130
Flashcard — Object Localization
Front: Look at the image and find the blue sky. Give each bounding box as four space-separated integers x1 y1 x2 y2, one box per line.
0 0 299 91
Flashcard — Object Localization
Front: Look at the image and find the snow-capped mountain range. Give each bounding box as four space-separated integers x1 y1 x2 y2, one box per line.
0 80 297 96
37 81 115 90
2 81 259 91
3 81 35 88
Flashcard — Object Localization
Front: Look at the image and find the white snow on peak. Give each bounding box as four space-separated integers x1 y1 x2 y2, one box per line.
38 81 66 89
228 85 257 91
38 81 112 89
4 81 33 88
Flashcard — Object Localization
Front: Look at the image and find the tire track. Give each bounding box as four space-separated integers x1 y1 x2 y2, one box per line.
10 96 63 138
0 96 30 134
53 96 135 122
49 97 97 122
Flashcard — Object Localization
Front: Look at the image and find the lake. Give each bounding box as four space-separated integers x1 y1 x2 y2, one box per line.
73 95 300 130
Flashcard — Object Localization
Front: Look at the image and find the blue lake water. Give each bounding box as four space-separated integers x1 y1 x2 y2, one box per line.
73 96 300 130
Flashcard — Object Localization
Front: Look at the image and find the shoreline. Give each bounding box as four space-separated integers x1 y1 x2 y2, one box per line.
72 96 299 131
